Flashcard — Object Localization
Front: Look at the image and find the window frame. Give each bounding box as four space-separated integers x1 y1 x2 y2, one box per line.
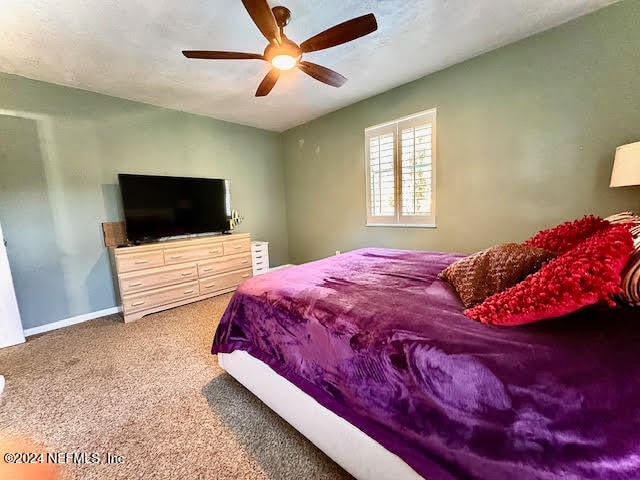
364 108 437 228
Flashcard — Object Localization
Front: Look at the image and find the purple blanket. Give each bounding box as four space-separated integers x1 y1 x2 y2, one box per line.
212 248 640 480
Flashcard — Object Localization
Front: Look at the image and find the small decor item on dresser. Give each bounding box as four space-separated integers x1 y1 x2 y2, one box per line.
439 243 556 308
101 221 127 247
229 210 244 230
251 241 270 275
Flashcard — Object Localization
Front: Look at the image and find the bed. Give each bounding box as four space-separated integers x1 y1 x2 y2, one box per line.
212 248 640 480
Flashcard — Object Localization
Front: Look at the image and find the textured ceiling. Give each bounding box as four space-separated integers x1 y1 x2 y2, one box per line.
0 0 619 132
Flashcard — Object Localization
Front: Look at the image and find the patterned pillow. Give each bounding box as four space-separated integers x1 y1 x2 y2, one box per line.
465 224 634 326
523 215 609 254
606 212 640 306
439 243 556 308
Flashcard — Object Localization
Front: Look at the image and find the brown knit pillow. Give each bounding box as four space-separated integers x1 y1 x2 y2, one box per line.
439 243 556 308
605 212 640 306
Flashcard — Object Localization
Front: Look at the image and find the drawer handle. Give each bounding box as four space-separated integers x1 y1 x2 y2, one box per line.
233 245 242 249
181 272 193 276
254 255 262 259
129 282 143 287
241 260 249 264
241 274 250 278
170 255 182 259
134 260 148 264
204 283 215 289
184 289 195 294
132 300 145 307
203 267 214 272
210 249 220 254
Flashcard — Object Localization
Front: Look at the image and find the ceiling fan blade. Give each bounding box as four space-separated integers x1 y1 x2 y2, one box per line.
241 0 281 45
255 68 280 96
298 61 347 88
300 13 377 53
182 51 265 60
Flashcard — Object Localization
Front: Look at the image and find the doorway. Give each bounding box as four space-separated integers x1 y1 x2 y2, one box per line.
0 115 69 331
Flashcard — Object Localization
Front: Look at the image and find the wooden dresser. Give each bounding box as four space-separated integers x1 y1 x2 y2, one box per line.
111 233 252 322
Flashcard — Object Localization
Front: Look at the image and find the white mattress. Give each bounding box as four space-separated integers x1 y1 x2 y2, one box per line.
218 350 424 480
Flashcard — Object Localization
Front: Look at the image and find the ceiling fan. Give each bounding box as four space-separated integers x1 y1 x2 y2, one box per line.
182 0 378 97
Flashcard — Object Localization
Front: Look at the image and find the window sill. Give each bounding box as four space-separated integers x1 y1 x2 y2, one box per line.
366 223 436 228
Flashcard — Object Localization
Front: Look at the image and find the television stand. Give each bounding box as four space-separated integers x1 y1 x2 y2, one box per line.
110 232 252 322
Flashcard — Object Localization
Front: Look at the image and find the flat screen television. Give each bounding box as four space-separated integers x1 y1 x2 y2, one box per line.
118 173 231 243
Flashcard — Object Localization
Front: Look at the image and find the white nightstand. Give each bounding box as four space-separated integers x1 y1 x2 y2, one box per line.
251 241 270 276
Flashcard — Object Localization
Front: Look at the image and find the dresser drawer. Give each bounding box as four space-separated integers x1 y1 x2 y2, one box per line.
252 258 268 269
253 266 268 276
223 238 251 256
251 245 268 254
199 269 252 294
119 263 197 294
198 253 252 277
115 250 165 273
251 250 268 261
164 242 223 265
122 280 199 313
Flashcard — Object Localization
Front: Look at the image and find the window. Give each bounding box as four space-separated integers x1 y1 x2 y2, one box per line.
365 109 436 227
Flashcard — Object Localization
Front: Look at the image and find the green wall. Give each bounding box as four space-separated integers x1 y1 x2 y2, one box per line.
0 73 288 329
282 0 640 264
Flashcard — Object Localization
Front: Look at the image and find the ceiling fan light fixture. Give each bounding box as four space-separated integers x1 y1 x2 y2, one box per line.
271 54 297 70
182 1 378 96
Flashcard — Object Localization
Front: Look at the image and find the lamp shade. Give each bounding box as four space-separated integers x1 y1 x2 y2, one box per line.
611 141 640 187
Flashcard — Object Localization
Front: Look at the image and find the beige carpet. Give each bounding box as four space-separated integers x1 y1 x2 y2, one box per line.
0 295 352 479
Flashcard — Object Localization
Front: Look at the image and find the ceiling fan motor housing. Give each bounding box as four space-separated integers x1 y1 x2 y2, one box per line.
272 6 291 28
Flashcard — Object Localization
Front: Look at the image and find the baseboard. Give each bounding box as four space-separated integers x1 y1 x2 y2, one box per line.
23 306 122 337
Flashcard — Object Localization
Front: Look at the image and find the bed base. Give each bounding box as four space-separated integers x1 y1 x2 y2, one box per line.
218 350 423 480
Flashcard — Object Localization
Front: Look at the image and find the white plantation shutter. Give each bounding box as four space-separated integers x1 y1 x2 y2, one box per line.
365 109 436 226
366 124 396 223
